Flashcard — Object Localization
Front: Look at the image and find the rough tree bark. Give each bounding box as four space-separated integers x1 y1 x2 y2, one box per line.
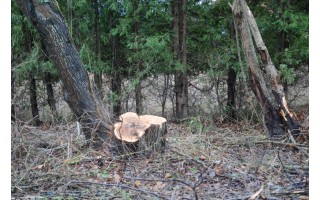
232 0 300 136
173 0 188 120
16 0 112 146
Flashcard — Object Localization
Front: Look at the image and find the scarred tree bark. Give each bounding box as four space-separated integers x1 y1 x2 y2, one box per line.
16 0 112 146
232 0 300 136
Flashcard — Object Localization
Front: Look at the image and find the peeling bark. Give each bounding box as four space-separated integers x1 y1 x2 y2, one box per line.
232 0 300 136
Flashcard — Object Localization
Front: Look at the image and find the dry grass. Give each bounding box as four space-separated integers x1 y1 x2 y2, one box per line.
11 116 309 199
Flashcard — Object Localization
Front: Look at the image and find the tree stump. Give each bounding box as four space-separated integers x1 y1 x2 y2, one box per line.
113 112 167 155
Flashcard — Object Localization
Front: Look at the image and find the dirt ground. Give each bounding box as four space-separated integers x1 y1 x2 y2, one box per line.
11 108 309 199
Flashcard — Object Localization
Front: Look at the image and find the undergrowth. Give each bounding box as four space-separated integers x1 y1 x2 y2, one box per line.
11 111 309 199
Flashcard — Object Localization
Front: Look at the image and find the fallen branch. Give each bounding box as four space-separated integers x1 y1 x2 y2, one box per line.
123 176 193 187
249 185 264 200
271 189 308 196
68 180 169 200
225 140 308 148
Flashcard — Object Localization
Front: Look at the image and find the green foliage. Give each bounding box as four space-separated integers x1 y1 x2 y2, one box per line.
279 64 296 84
188 116 204 134
12 42 59 82
12 1 59 84
253 0 308 70
13 0 308 114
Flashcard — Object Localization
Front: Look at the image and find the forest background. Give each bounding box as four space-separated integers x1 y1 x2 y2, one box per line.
4 0 320 199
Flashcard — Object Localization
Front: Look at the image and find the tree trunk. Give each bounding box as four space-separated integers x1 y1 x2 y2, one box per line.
44 72 58 119
279 2 290 99
29 74 41 126
110 35 122 117
108 9 122 118
132 0 143 115
11 76 16 122
232 0 300 136
215 77 222 111
227 67 237 120
161 74 169 118
111 72 122 118
16 0 113 146
93 0 103 93
173 0 188 120
135 77 143 115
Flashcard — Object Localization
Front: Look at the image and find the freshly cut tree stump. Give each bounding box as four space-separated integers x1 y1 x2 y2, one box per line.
113 112 167 154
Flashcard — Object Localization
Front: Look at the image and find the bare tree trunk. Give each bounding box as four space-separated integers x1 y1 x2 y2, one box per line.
161 74 169 118
29 74 42 126
44 72 58 119
173 0 188 120
215 77 222 111
179 0 188 119
132 0 143 115
93 0 103 93
107 8 122 118
110 26 122 118
16 0 113 146
11 76 16 122
135 76 143 115
232 0 300 136
227 67 237 120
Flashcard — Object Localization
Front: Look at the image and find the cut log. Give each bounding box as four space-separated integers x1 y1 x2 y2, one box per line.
114 112 167 154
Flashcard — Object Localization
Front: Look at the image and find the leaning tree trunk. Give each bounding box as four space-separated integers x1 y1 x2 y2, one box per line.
16 0 113 146
231 0 300 136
